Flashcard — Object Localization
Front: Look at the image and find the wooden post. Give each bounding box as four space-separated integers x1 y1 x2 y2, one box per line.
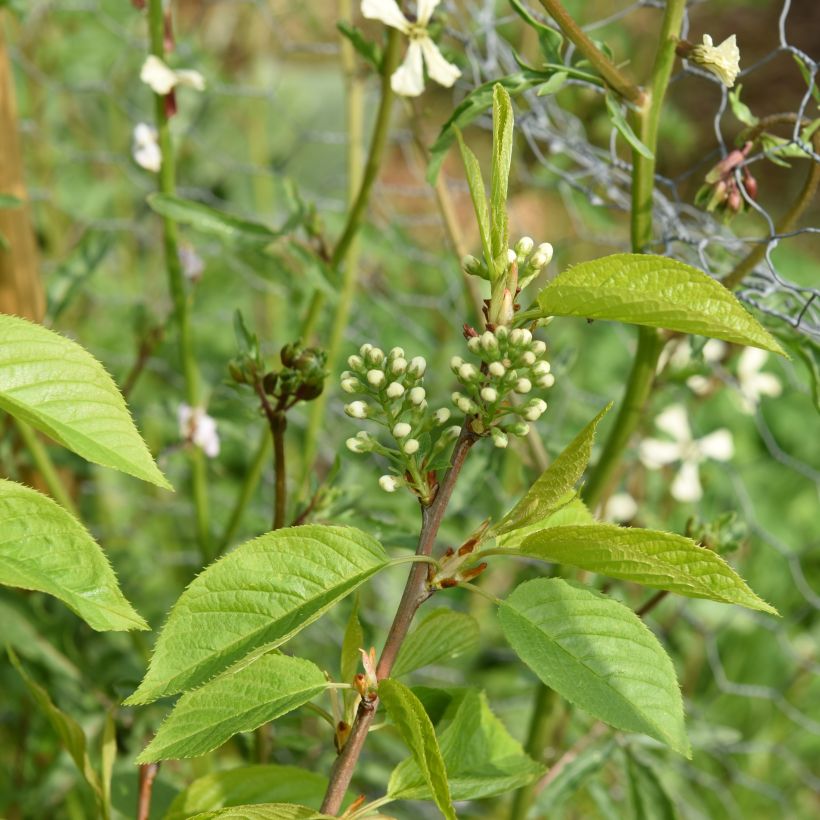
0 18 44 321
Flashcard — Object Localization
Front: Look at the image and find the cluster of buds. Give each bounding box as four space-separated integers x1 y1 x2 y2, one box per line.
462 236 553 290
451 325 554 446
429 522 489 590
695 141 757 217
341 344 460 502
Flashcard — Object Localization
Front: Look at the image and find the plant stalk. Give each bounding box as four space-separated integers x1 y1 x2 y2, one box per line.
14 420 78 516
320 426 477 814
147 0 210 557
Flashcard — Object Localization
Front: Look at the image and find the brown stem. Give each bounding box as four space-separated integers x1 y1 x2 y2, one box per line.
636 589 668 617
320 426 478 814
722 115 820 289
254 382 288 531
121 327 164 399
137 763 159 820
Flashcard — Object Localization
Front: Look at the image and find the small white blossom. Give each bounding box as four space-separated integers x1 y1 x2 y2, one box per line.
536 242 554 265
409 386 426 405
531 340 547 356
458 363 479 382
450 355 464 372
393 422 412 438
506 248 518 265
386 381 405 398
408 356 427 376
639 404 734 502
178 404 220 458
481 330 499 353
515 236 534 257
736 347 781 413
433 407 451 425
348 354 364 370
366 347 385 365
391 357 407 374
132 123 161 172
690 34 740 88
345 401 368 419
389 346 405 359
140 55 205 95
367 369 385 387
480 386 498 403
605 492 638 523
403 438 420 455
379 475 400 493
362 0 461 97
537 373 555 388
341 377 359 394
515 378 532 394
488 361 506 378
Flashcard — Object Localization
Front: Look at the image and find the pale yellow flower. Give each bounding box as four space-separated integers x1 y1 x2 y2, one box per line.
690 34 740 88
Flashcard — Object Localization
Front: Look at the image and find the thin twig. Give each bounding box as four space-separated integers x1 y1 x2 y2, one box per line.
636 589 669 617
136 762 159 820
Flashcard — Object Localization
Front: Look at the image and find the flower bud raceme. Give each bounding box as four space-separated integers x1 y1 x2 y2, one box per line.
403 438 420 455
392 422 412 439
345 401 368 419
379 475 400 493
386 381 405 399
407 356 427 377
409 386 426 405
367 369 385 387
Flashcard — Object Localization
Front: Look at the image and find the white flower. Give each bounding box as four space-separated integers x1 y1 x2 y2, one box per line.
178 403 219 458
605 492 638 523
179 244 204 282
362 0 461 97
140 55 205 95
132 123 161 172
639 404 734 502
736 347 781 413
690 34 740 88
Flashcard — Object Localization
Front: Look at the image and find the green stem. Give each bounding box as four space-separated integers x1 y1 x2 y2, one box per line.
15 420 78 516
272 410 287 530
217 429 270 553
147 0 210 557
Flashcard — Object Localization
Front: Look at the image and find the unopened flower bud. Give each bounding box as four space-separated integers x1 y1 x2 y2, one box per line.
529 251 548 270
456 395 477 414
481 386 498 403
515 378 532 394
379 475 400 493
531 340 547 356
403 438 420 455
408 356 427 377
409 386 426 405
495 326 509 341
481 330 498 353
346 436 367 453
510 328 532 346
391 357 407 374
450 355 464 373
467 336 481 353
341 377 359 394
521 351 536 365
488 361 506 378
462 254 484 277
533 360 551 376
515 236 534 257
367 369 385 387
359 343 373 357
491 428 509 448
506 248 517 265
523 399 547 421
458 363 479 382
393 422 412 438
389 346 405 359
537 373 556 388
366 347 384 365
444 425 461 439
348 354 364 371
345 401 368 419
433 407 451 425
386 381 405 399
510 421 530 437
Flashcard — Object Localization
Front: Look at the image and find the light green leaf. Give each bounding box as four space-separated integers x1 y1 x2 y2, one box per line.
0 480 148 631
138 655 327 762
507 524 777 614
392 608 480 678
728 85 758 127
10 649 103 804
126 525 387 704
456 129 493 277
336 22 382 70
492 404 611 537
147 194 280 246
340 595 363 687
626 751 678 820
537 70 568 96
100 713 116 818
536 254 785 354
389 689 544 802
536 739 615 813
165 765 328 820
498 579 690 756
496 495 595 548
0 314 171 488
379 678 455 820
490 84 514 265
605 93 653 159
189 805 332 820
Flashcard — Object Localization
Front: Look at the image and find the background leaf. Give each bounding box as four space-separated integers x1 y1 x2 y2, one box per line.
510 523 777 613
392 608 480 678
189 805 332 820
490 84 514 265
379 678 455 820
536 254 785 354
0 480 148 631
498 579 690 756
626 750 678 820
127 525 387 704
605 93 653 159
0 314 170 488
137 654 327 762
536 739 616 814
165 765 329 820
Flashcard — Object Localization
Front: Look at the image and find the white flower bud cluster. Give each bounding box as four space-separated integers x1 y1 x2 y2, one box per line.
514 237 554 290
454 325 555 445
340 343 459 499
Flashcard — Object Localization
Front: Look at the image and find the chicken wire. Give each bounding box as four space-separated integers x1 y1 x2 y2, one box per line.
8 0 820 817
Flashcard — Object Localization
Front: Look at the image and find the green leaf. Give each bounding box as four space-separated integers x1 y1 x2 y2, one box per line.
498 579 690 756
389 689 544 802
392 608 480 678
509 0 564 61
728 85 758 127
10 649 103 803
535 253 785 354
189 805 332 820
0 314 171 488
100 713 116 818
626 751 678 820
165 765 329 820
490 84 514 266
536 739 615 813
492 404 612 537
506 524 777 614
537 70 568 96
126 525 387 704
147 194 280 247
137 654 327 762
605 93 654 159
496 494 595 548
379 678 455 820
455 129 493 277
340 595 363 686
336 22 382 70
0 480 148 631
0 193 22 208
